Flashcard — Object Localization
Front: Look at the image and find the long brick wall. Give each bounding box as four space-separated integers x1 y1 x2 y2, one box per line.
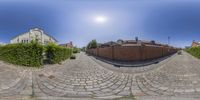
98 47 113 59
87 45 178 61
114 46 141 61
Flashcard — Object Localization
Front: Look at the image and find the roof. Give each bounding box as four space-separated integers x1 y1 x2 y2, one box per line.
43 32 58 42
97 43 102 47
59 44 66 46
126 40 166 46
121 44 141 46
59 42 73 47
66 43 72 45
125 40 137 42
192 41 200 45
98 39 174 48
11 28 58 42
102 41 120 46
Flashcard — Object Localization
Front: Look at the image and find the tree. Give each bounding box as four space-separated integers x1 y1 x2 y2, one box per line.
81 47 86 52
90 40 97 49
87 39 97 49
86 42 91 49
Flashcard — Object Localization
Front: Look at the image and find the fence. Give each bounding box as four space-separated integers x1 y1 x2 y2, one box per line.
87 45 178 61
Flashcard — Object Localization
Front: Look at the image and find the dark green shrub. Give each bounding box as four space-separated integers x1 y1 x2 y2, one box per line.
0 42 43 67
70 55 76 59
46 43 73 64
186 47 200 59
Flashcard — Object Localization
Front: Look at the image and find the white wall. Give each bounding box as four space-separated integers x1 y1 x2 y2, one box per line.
10 28 57 44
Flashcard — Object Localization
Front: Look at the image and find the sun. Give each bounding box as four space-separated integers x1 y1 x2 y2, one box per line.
95 16 107 23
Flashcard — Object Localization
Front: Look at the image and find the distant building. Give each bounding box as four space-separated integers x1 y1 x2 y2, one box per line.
99 41 120 47
10 28 58 44
98 38 171 48
116 39 124 44
59 41 73 48
191 40 200 47
66 41 73 48
185 46 191 49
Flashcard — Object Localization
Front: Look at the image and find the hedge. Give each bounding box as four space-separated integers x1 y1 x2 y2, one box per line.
186 47 200 59
73 47 80 53
0 42 43 67
46 43 73 64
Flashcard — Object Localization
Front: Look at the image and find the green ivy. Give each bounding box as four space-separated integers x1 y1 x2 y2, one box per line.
0 42 43 67
45 43 73 64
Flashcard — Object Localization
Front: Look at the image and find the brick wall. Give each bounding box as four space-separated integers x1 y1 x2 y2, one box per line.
87 45 178 61
98 47 113 59
143 45 163 60
113 46 141 61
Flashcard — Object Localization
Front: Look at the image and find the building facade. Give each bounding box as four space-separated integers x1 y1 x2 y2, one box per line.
10 28 57 44
191 40 200 47
59 41 73 48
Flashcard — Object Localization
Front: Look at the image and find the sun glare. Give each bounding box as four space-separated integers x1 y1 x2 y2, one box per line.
95 16 107 23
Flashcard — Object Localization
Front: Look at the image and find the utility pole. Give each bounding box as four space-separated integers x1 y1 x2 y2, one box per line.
168 36 170 46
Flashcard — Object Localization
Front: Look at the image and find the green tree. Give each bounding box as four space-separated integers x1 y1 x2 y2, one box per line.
87 39 97 49
86 42 91 49
81 47 86 52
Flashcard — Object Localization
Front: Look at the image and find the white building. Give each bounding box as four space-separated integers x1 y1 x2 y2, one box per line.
10 28 58 44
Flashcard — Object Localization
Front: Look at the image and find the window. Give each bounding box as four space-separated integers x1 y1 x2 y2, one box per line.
21 39 28 43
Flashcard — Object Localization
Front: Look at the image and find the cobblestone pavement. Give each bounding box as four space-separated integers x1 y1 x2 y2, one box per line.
1 51 200 100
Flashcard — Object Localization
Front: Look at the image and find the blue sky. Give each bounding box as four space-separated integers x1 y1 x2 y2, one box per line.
0 0 200 48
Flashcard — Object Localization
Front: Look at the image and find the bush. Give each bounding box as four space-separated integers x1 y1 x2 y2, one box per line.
70 55 76 59
0 42 43 67
46 43 73 64
186 47 200 59
73 47 80 53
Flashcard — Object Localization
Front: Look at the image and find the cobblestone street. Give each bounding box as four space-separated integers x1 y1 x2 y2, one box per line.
1 51 200 100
